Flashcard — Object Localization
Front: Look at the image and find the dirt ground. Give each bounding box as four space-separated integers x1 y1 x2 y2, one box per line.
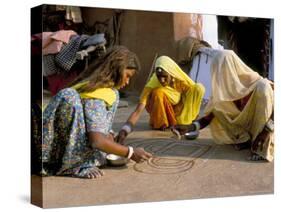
31 96 274 208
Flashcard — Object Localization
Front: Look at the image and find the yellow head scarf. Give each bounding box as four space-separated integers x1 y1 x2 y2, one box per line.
145 55 195 88
72 81 117 106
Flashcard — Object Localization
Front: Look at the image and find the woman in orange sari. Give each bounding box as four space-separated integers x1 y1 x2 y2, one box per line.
116 55 205 143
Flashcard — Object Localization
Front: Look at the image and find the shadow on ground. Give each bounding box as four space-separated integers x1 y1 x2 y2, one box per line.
35 96 273 208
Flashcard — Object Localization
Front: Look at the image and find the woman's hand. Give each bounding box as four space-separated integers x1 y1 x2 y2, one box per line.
115 130 128 145
107 132 115 142
131 147 152 163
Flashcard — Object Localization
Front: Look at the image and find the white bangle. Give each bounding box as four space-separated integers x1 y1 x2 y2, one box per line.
109 129 115 135
126 146 134 159
193 121 201 131
122 124 132 134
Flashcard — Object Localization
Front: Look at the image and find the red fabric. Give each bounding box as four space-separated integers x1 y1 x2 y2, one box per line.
46 71 78 96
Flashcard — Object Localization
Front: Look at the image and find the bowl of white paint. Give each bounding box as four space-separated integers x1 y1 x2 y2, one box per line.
184 130 199 140
106 154 129 166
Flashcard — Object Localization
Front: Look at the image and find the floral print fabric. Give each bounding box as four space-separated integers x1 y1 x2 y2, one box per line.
42 88 119 176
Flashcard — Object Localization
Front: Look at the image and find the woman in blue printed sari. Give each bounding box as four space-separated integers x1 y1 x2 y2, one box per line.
42 46 152 179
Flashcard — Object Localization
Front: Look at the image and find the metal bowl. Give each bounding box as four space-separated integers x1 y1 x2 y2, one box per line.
184 130 199 140
106 154 129 166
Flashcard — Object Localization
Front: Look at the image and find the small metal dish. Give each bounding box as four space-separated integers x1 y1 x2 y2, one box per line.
184 130 199 140
106 154 129 166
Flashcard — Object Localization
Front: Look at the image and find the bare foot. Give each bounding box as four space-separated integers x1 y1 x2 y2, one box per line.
252 127 271 152
74 167 104 179
247 153 265 161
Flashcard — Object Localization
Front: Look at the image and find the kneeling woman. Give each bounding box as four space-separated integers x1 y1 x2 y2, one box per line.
184 49 274 162
117 55 205 143
42 46 152 179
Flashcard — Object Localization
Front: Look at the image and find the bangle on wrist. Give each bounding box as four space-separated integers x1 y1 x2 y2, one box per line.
121 129 128 137
121 123 133 134
126 146 134 159
109 129 115 136
193 121 201 131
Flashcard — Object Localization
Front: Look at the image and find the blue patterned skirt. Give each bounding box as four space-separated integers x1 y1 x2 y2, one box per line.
42 88 107 177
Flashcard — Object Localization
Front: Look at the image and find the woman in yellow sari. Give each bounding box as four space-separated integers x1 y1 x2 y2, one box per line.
182 49 274 162
116 55 205 143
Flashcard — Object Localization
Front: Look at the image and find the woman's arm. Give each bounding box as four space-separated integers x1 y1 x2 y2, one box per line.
127 103 146 126
177 112 214 134
84 98 152 161
115 103 146 144
89 132 130 157
126 87 152 126
116 87 152 144
89 131 152 162
197 112 214 129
